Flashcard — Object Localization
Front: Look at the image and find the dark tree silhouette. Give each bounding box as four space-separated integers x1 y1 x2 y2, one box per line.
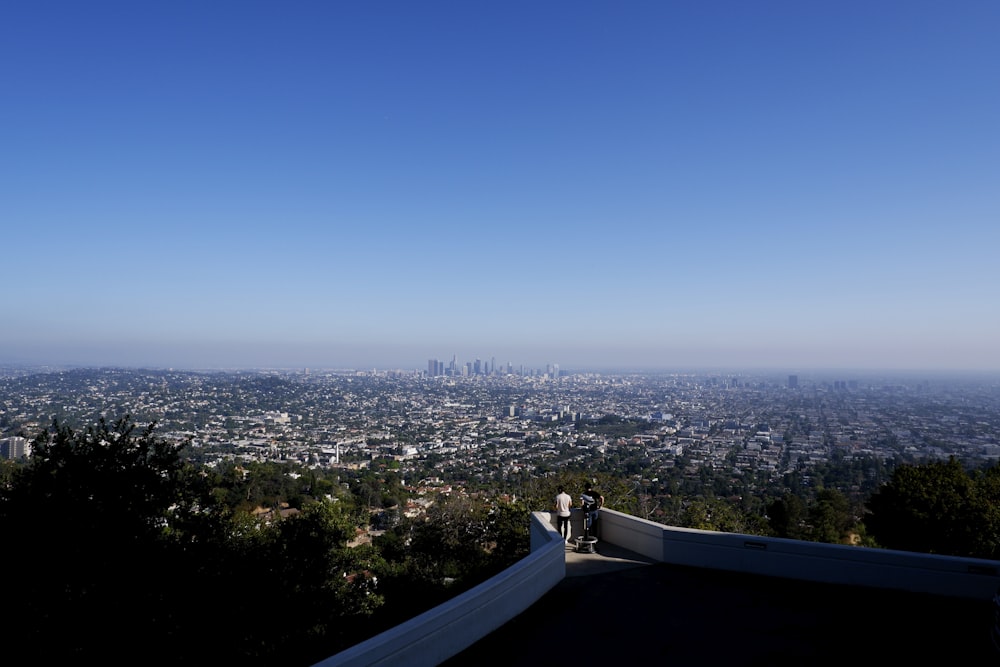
0 417 190 661
0 416 385 666
767 493 806 539
864 457 1000 559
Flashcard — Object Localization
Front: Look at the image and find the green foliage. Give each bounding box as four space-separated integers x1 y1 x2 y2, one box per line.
209 459 320 512
864 457 1000 559
0 416 383 667
401 493 528 582
349 469 406 510
0 417 191 661
366 492 530 633
766 493 806 539
577 415 647 439
807 488 853 544
219 501 386 663
0 457 18 486
972 465 1000 558
485 497 531 567
680 496 767 534
409 494 491 580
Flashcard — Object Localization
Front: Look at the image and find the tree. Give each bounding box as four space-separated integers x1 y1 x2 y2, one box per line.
681 496 759 533
243 500 386 663
807 488 852 544
863 457 985 557
767 493 806 539
0 416 382 666
408 494 490 581
0 417 191 661
970 464 1000 558
483 497 530 571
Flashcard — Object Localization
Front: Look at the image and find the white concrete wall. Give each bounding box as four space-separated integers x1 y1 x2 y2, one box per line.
538 507 588 543
597 508 665 560
316 508 1000 666
314 512 565 667
599 508 1000 600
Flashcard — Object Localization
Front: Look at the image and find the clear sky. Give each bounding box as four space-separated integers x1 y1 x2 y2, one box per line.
3 1 998 373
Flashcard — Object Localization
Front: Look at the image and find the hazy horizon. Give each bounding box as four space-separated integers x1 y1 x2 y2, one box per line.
4 3 999 373
4 342 999 381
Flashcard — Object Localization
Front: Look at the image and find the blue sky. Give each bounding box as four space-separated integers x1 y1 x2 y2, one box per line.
3 1 998 372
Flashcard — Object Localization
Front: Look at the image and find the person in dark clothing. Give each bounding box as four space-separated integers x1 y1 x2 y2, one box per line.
580 483 604 538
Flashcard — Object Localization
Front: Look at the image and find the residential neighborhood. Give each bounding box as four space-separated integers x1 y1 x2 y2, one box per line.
3 365 998 495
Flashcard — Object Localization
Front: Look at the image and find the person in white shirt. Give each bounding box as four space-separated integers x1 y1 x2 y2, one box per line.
554 486 573 542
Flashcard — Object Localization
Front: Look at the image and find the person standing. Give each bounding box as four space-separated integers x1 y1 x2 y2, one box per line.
554 486 573 542
581 483 604 538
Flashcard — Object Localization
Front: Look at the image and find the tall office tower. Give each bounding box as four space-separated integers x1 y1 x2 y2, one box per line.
428 359 437 377
474 358 482 375
788 375 799 389
491 357 496 375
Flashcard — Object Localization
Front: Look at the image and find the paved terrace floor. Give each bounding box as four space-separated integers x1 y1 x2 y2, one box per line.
444 538 998 666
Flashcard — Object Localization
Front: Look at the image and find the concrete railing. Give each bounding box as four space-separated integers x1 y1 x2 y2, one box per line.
597 508 1000 600
316 508 1000 666
313 511 565 667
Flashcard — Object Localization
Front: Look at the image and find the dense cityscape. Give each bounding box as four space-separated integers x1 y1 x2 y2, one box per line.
5 360 1000 664
4 362 999 493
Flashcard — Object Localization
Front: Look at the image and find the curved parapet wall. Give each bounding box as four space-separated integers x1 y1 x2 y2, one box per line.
597 508 1000 600
313 512 565 667
315 508 1000 666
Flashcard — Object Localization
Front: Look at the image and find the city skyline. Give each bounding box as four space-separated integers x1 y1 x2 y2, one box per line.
3 2 999 373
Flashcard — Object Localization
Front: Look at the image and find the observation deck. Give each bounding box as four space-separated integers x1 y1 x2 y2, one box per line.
447 538 994 665
316 509 1000 666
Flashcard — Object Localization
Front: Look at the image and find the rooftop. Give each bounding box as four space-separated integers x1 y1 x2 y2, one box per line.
443 539 997 666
